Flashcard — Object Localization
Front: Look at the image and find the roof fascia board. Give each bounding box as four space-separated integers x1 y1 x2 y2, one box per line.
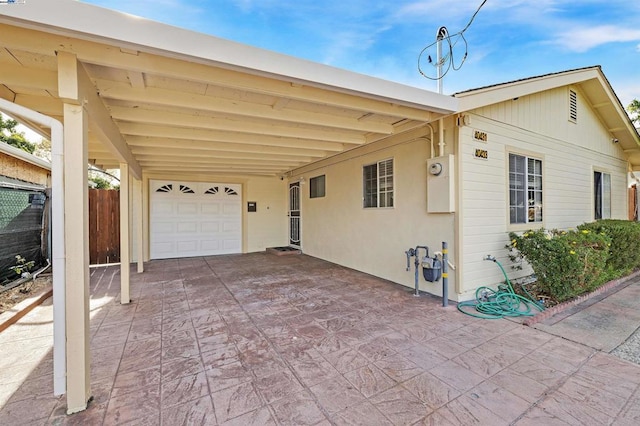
0 0 458 115
455 68 601 112
592 72 640 144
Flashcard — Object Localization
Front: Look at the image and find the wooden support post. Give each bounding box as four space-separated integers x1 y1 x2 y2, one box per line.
120 163 130 304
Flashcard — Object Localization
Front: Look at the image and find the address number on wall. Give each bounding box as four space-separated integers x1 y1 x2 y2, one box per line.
473 130 488 142
474 149 488 160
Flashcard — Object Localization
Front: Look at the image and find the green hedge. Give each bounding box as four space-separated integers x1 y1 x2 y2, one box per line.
508 228 611 302
578 219 640 278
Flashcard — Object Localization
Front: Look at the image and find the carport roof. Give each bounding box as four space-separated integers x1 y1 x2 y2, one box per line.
0 0 457 177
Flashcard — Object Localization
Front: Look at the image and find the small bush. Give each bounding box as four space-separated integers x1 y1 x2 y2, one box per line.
508 229 611 302
578 219 640 278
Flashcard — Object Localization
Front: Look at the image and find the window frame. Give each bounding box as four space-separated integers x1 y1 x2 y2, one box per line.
309 174 326 199
508 152 544 228
363 158 394 209
594 170 611 220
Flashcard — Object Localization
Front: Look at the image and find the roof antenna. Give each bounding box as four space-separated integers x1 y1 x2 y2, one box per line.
436 26 448 94
418 0 487 93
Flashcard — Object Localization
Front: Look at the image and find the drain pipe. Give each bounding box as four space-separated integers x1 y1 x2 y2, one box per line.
0 99 65 396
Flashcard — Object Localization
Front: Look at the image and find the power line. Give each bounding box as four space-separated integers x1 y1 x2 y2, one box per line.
418 0 487 83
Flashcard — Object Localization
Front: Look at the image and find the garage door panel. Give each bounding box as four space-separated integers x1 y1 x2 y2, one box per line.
222 221 240 232
201 222 220 233
177 203 198 215
150 180 242 259
153 201 175 215
177 240 199 252
201 203 221 214
177 222 198 233
201 240 221 251
222 239 241 250
153 222 176 234
222 201 240 214
151 241 176 256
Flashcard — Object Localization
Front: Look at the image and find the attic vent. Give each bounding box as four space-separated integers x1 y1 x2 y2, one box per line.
569 89 577 122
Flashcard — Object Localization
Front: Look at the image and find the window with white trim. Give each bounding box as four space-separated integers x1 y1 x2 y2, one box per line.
594 171 611 219
363 159 393 208
509 153 543 224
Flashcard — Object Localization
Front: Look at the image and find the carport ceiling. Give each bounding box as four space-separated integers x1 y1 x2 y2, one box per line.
0 1 457 177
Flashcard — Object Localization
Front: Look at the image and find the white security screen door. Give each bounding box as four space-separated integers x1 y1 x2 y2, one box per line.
288 182 300 247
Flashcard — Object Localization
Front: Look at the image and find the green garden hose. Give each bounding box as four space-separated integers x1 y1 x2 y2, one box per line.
457 256 545 319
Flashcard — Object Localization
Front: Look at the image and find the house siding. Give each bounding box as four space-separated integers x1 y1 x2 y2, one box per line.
0 152 50 186
291 126 457 298
459 86 629 298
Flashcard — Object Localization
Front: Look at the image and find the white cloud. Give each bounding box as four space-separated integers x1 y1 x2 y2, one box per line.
554 25 640 52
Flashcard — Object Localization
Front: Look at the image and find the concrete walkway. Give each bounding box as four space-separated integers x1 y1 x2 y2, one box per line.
533 276 640 364
1 253 640 425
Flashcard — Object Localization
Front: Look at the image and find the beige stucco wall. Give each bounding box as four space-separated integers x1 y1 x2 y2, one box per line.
0 152 50 186
458 85 630 299
245 177 288 252
290 126 458 299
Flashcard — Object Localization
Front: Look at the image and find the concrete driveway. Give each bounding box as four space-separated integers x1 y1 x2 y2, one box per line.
1 253 639 425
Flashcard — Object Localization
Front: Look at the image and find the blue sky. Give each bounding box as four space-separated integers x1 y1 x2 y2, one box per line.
80 0 639 107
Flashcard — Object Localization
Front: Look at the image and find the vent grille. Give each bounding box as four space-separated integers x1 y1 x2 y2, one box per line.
569 89 577 122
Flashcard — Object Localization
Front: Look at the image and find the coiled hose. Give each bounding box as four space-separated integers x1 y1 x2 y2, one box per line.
457 256 545 319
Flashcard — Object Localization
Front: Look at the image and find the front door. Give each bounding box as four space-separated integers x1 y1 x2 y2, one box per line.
288 182 300 247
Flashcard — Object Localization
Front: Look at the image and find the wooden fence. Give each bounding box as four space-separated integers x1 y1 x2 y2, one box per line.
630 185 638 221
89 189 120 265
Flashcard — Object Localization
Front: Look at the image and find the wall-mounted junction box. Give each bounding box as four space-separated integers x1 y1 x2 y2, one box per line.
427 154 455 213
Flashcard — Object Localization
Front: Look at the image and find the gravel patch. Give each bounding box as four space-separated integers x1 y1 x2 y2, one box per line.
611 327 640 365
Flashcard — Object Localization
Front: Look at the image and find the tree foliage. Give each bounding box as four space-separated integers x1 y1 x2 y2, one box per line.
90 175 114 190
0 114 36 154
628 99 640 126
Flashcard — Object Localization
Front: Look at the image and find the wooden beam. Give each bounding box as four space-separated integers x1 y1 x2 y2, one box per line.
129 148 314 163
57 51 142 179
96 80 393 134
137 158 302 167
0 66 58 92
109 106 365 145
125 136 328 158
117 123 351 151
127 71 145 89
14 93 63 116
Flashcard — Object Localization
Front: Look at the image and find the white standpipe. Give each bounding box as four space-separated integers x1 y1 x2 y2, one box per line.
0 99 66 396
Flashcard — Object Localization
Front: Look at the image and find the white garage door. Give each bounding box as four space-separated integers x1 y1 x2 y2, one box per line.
150 180 242 259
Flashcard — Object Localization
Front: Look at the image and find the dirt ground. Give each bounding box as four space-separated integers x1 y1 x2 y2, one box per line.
0 274 52 314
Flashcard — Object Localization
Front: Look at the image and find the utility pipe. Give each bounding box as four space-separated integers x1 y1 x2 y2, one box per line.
0 99 65 396
438 119 445 156
426 124 435 159
442 242 448 307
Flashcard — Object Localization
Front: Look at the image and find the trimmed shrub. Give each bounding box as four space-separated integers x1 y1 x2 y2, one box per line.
508 229 611 302
578 219 640 278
